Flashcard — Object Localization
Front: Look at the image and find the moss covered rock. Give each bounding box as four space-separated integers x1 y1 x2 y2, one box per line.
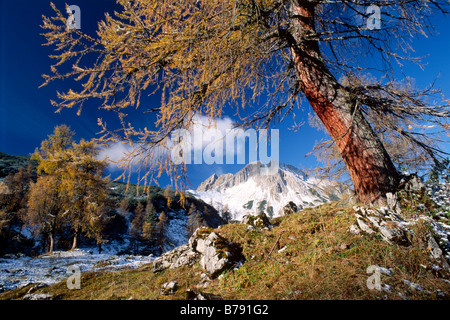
242 212 271 230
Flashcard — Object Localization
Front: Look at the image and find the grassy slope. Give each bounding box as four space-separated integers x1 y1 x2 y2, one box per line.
1 201 449 300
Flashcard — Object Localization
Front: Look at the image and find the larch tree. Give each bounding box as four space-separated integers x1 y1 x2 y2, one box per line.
142 201 157 242
155 211 168 251
187 206 205 237
130 201 145 237
32 125 110 250
28 124 75 253
130 201 145 253
26 175 63 254
0 167 35 225
118 197 130 218
41 0 450 205
61 138 110 249
307 74 450 183
33 124 75 176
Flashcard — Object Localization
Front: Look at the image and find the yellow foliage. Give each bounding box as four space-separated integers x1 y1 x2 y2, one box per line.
40 0 450 197
28 125 110 244
40 0 294 190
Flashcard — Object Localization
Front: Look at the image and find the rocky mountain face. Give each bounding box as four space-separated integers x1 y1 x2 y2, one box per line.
192 161 347 221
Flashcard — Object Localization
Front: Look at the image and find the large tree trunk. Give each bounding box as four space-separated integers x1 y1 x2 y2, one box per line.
289 3 400 205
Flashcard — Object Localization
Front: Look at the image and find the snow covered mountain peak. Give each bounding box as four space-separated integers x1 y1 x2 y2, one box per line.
192 162 346 221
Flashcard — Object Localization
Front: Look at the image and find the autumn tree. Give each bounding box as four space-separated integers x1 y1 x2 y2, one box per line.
32 124 75 176
155 211 168 251
130 201 145 253
307 74 450 183
0 166 35 214
32 125 110 250
130 201 157 253
61 139 110 249
186 204 205 237
118 197 130 218
164 186 174 208
41 0 450 205
25 175 62 253
142 201 157 242
130 202 145 237
25 125 74 253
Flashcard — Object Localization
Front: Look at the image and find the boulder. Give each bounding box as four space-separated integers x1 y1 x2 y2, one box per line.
23 293 53 300
386 192 401 214
189 228 245 278
196 273 212 289
186 288 223 300
152 243 199 273
282 201 298 216
242 212 271 230
153 227 244 278
160 281 179 295
427 235 450 271
349 224 361 235
404 174 425 192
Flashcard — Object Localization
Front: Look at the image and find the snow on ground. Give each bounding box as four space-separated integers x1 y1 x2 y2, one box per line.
0 210 190 293
0 241 155 293
164 209 188 250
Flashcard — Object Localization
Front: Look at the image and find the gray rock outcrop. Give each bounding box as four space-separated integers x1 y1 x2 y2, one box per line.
152 243 199 273
189 228 245 278
427 235 450 271
351 206 411 246
152 227 244 278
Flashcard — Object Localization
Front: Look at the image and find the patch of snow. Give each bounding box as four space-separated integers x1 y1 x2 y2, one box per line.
402 279 431 293
0 242 154 293
378 267 394 276
382 284 392 293
164 210 188 251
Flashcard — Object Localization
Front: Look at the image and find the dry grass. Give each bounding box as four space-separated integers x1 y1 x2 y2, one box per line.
1 201 449 300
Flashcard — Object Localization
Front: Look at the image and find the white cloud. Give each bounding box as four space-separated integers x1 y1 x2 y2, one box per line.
98 141 135 172
98 141 133 165
98 115 279 173
98 115 237 170
190 115 235 151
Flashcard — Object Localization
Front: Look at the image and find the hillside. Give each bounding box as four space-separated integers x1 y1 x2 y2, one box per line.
3 191 448 301
0 152 37 179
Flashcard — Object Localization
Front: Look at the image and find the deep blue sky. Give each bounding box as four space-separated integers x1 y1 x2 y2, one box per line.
1 0 449 188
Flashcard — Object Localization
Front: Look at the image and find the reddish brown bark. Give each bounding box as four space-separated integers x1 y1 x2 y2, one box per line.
289 4 399 204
